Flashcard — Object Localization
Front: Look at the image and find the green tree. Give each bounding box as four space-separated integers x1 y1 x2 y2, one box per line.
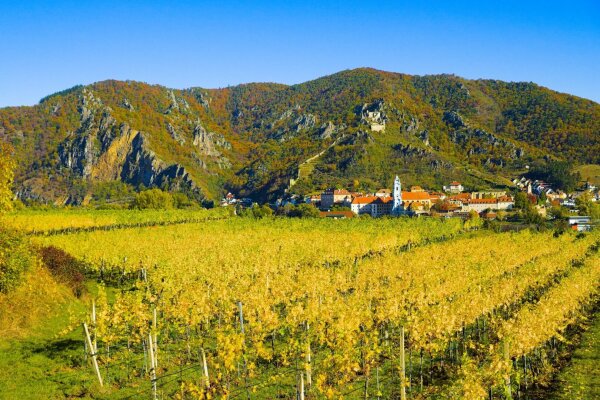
527 160 581 192
523 208 545 225
0 142 15 212
0 229 35 293
547 206 568 220
130 189 174 210
575 192 600 219
287 203 320 218
538 191 547 204
514 192 531 210
240 203 273 219
172 192 194 209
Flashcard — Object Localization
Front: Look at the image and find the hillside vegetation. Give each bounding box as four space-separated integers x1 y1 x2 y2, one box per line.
1 68 598 203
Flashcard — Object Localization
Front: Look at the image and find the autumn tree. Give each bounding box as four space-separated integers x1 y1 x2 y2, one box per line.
0 142 15 212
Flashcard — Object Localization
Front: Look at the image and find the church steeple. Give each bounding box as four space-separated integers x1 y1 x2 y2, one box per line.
392 175 402 216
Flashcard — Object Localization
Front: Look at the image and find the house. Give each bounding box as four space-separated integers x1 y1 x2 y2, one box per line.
221 192 237 206
306 194 321 205
461 196 514 213
351 195 394 217
429 192 446 202
461 198 499 213
410 186 425 193
448 193 471 208
546 191 567 202
320 189 352 209
401 191 432 210
496 196 515 210
444 181 464 193
561 198 576 208
569 216 592 232
431 201 461 215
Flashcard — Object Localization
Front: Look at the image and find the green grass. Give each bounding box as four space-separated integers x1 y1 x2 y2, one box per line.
551 312 600 400
0 298 92 399
575 164 600 186
0 281 125 400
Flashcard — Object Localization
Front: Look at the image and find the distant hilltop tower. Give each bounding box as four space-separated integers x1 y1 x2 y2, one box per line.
392 175 402 216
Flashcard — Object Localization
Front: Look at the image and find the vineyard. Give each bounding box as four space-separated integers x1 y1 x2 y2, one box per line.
6 212 593 399
3 208 227 235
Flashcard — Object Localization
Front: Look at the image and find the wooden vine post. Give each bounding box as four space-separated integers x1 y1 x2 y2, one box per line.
83 323 103 387
148 333 158 400
237 301 251 400
298 372 305 400
201 348 210 388
503 341 512 400
305 321 312 388
400 326 406 400
152 306 158 369
91 300 97 353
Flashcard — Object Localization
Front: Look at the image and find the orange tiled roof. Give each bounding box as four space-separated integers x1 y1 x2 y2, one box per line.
352 195 394 205
401 191 430 201
352 196 378 205
319 211 354 218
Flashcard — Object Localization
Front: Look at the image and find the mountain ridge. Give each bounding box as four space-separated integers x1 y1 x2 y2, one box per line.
1 68 598 205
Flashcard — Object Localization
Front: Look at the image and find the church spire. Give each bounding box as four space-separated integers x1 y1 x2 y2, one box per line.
392 175 402 216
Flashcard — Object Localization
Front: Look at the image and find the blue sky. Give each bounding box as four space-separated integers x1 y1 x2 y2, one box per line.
0 1 598 107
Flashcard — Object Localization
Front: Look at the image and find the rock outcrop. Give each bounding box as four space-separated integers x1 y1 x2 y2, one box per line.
52 88 202 203
167 123 186 145
121 133 195 190
293 113 316 132
191 121 232 169
443 111 525 160
317 121 346 140
443 111 466 129
122 98 135 111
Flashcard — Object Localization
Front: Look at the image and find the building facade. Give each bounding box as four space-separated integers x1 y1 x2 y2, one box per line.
320 189 352 209
351 195 394 217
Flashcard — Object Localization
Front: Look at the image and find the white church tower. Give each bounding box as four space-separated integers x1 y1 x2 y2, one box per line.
392 175 402 216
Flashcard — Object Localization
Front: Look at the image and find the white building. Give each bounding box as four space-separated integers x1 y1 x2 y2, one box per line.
351 195 394 217
320 189 352 209
461 196 514 213
569 216 593 232
444 181 464 194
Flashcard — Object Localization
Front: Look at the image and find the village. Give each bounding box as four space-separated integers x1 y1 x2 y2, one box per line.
312 177 518 219
220 175 599 231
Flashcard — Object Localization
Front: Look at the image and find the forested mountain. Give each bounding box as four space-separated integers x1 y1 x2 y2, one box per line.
1 68 598 204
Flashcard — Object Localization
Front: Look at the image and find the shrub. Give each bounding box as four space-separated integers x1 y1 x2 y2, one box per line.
38 246 86 297
286 203 320 218
130 189 174 210
0 142 15 213
172 192 194 209
240 204 273 219
0 229 35 293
